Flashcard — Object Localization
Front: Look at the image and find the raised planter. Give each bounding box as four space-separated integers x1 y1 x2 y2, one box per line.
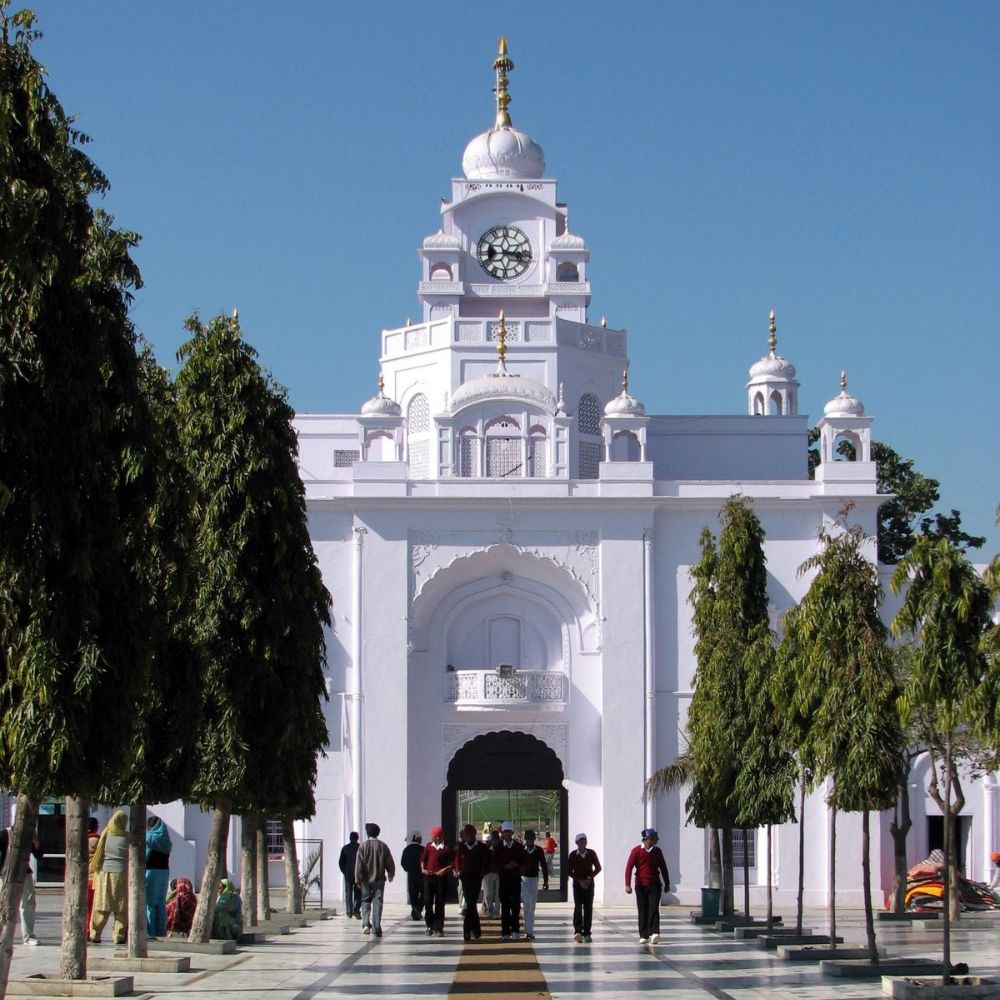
734 925 799 940
6 974 133 997
90 955 191 972
823 958 941 979
882 976 1000 998
147 937 237 954
758 933 842 950
778 944 881 961
879 912 941 922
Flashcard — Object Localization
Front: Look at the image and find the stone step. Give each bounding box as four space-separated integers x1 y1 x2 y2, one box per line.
7 974 134 996
778 944 882 962
237 930 270 945
821 956 941 978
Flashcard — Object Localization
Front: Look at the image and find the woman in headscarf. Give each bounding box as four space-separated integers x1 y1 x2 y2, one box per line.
145 815 172 939
165 877 197 936
89 810 129 945
211 876 244 941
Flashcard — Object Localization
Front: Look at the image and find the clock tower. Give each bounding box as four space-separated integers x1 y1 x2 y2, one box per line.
377 38 629 481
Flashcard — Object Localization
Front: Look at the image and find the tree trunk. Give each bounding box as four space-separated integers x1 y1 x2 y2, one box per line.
862 810 878 966
127 803 147 958
59 797 89 979
708 826 722 888
241 815 258 927
0 793 39 997
889 770 912 914
948 762 964 924
281 820 301 914
765 824 773 930
742 827 750 921
256 818 271 921
828 805 837 951
721 827 734 917
189 803 231 944
796 772 806 934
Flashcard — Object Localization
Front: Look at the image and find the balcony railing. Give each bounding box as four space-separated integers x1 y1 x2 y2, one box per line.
445 669 567 707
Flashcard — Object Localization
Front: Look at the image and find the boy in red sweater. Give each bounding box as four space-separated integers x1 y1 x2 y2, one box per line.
624 827 670 944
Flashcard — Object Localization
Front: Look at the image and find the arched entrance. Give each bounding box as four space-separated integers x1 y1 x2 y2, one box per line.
443 730 568 901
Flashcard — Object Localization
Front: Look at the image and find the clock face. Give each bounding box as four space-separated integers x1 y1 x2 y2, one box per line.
476 225 532 279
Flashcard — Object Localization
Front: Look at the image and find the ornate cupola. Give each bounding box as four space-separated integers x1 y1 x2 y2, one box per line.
747 310 799 415
358 370 403 462
602 367 649 462
461 38 546 181
815 370 875 486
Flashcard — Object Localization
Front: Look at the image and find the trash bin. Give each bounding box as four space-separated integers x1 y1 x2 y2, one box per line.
701 887 721 919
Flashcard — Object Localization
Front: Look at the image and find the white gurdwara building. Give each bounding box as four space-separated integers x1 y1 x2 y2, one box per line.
286 40 995 909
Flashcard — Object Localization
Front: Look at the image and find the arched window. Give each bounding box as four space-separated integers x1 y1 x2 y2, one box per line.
407 393 430 479
557 262 579 282
610 430 640 462
768 390 783 415
459 428 481 478
752 391 765 415
577 393 602 479
485 416 522 478
430 263 452 280
527 426 547 478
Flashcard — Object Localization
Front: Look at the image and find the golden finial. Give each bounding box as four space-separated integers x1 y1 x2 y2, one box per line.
840 370 847 391
621 366 629 392
496 310 508 367
493 36 514 128
377 369 385 395
600 316 607 328
768 309 777 353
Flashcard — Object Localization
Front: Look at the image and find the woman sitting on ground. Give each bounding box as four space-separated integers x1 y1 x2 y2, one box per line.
165 877 197 936
211 876 244 941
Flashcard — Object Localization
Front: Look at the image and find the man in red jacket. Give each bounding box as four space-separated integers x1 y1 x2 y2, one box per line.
624 827 670 944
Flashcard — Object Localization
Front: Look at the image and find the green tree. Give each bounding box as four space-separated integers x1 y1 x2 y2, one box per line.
174 312 330 942
892 536 995 984
0 5 154 984
685 496 777 919
783 515 903 963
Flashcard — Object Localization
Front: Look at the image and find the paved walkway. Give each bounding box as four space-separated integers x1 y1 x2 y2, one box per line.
8 899 1000 998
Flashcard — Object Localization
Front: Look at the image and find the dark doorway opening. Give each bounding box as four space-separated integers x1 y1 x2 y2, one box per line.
927 815 969 873
443 730 567 902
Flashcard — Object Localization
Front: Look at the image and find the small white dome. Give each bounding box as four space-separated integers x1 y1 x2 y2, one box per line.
604 391 646 417
423 230 462 250
361 391 402 417
823 373 864 417
749 352 797 380
550 232 586 251
462 126 545 180
450 372 556 413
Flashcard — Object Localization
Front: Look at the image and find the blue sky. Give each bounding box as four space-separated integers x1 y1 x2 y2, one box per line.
25 1 1000 551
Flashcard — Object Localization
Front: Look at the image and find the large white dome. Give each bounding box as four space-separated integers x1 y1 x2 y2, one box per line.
462 126 545 181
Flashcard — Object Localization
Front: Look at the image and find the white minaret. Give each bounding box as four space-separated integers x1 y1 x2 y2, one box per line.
747 310 799 415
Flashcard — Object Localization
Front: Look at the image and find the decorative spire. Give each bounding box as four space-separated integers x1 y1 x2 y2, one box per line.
495 310 510 374
768 309 777 354
231 306 239 321
556 382 566 414
493 36 514 128
840 369 847 391
621 366 629 392
377 368 385 395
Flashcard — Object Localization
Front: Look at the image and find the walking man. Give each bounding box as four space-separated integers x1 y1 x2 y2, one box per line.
521 829 548 940
421 825 453 936
338 832 361 918
480 828 501 918
354 823 394 937
400 832 424 920
625 827 670 944
454 824 489 941
494 821 526 940
567 832 601 943
0 822 42 945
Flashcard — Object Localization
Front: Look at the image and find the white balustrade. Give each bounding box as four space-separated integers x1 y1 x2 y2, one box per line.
445 669 567 706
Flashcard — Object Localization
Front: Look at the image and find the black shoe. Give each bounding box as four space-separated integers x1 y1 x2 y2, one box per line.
464 933 471 942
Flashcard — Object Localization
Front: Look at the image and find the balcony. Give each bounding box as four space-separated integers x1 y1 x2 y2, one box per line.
445 669 567 709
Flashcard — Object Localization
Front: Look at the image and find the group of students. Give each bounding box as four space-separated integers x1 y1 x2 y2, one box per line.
341 821 670 945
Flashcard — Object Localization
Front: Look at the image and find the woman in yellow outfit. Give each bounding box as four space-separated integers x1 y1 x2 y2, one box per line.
89 810 129 944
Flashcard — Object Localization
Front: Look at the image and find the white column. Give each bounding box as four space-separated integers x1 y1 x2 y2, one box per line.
351 526 367 834
643 530 655 828
984 772 999 880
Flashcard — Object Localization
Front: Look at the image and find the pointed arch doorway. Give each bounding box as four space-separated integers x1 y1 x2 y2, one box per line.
443 730 568 902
